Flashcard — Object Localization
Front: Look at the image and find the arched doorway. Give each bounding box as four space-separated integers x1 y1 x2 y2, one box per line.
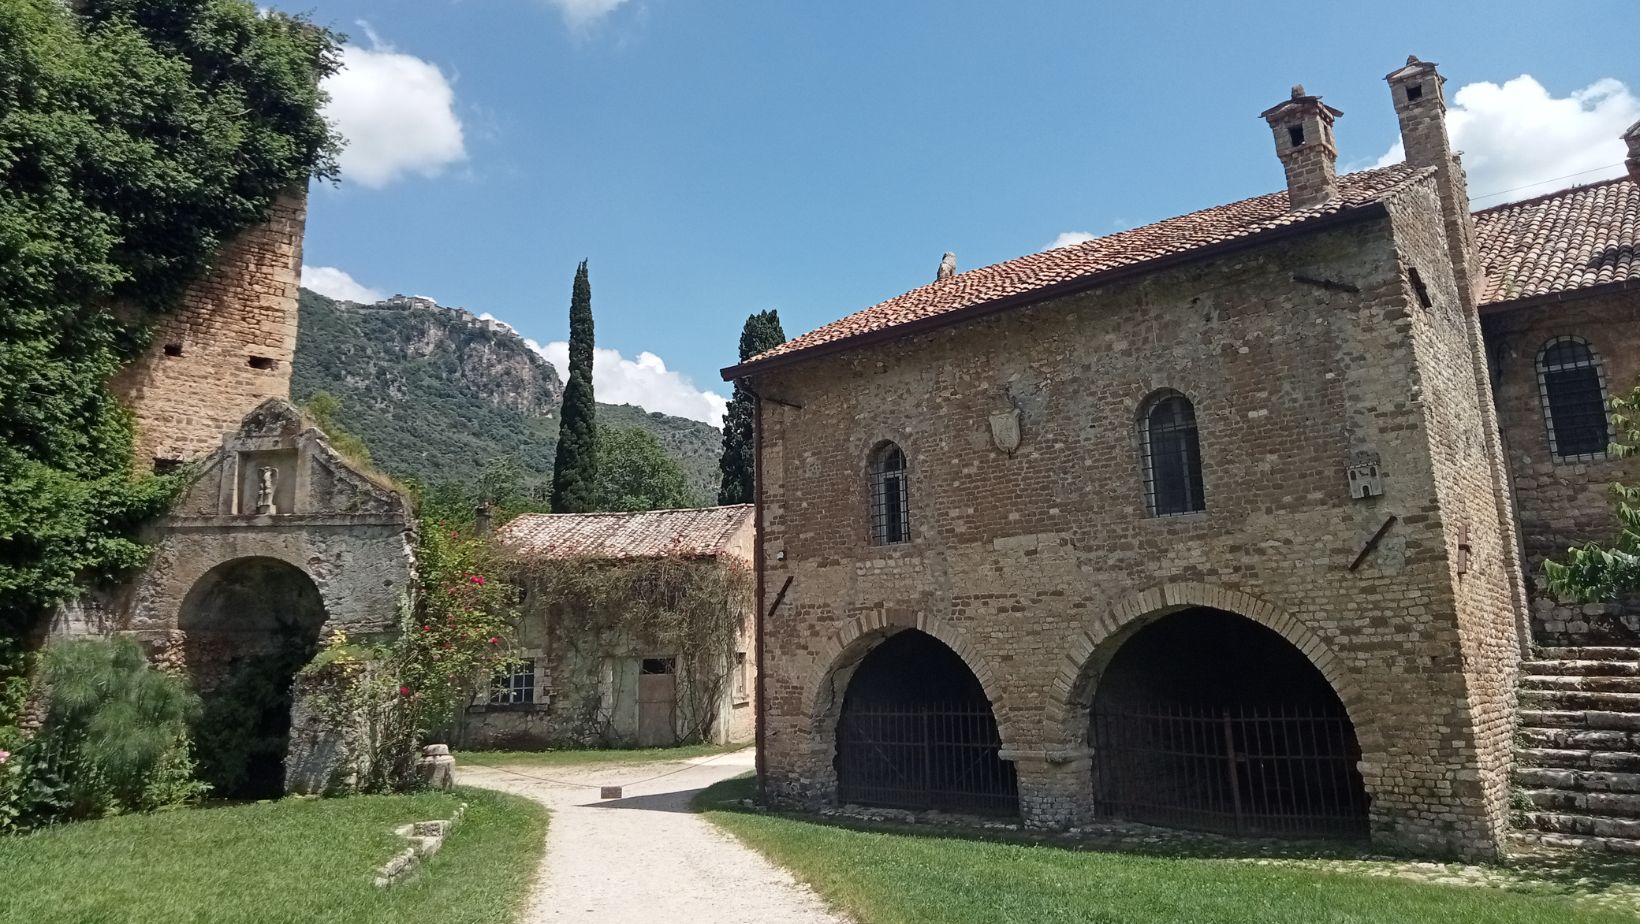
178 557 327 799
1089 607 1368 837
834 630 1017 815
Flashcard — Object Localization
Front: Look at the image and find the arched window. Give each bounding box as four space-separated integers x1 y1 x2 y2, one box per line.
869 442 911 545
1536 336 1611 460
1141 392 1205 516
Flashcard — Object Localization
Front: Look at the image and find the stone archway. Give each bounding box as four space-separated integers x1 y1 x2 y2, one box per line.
806 613 1018 814
179 556 328 799
1046 583 1375 839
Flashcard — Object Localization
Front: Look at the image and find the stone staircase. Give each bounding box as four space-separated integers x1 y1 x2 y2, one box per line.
1513 646 1640 854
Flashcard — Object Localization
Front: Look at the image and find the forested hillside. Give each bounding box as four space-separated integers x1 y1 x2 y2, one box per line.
290 290 721 499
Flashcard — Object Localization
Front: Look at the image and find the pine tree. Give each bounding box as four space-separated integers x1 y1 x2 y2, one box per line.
551 261 598 513
717 309 786 504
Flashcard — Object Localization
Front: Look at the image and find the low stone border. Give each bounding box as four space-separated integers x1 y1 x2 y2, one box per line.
374 802 468 887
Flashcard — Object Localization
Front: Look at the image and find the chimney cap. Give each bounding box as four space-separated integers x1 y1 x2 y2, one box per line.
1386 55 1440 83
1624 119 1640 143
1259 90 1343 123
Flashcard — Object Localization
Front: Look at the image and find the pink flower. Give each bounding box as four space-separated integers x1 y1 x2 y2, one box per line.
449 530 459 539
469 575 486 585
399 686 412 696
489 637 499 645
421 625 431 632
0 749 10 765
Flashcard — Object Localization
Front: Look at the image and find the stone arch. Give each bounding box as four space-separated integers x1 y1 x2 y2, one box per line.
1043 582 1374 756
177 555 330 799
808 610 1014 747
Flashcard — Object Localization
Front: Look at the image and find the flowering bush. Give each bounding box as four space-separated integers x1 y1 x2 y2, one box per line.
298 521 519 792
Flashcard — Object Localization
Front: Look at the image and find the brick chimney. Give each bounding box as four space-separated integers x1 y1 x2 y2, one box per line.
1626 120 1640 184
1261 85 1343 210
1385 56 1480 308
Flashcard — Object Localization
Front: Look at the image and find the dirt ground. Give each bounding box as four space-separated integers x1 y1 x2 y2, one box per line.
458 750 847 924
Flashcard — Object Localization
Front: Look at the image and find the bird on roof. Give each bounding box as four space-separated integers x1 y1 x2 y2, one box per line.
937 252 957 281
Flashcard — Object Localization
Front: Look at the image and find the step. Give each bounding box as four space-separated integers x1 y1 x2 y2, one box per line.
1518 811 1640 840
1523 659 1640 678
1514 767 1640 794
1521 788 1640 819
1520 675 1640 694
1515 747 1640 772
1513 830 1640 856
1517 710 1640 731
1518 689 1640 712
1534 647 1640 663
1518 727 1640 751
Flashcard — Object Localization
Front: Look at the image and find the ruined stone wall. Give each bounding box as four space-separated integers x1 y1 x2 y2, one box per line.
112 192 307 468
1484 289 1640 644
752 187 1518 858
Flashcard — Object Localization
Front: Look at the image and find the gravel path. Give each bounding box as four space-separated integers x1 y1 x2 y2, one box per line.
459 750 848 924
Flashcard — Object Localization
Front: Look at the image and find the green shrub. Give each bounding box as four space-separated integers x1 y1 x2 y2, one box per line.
25 638 206 824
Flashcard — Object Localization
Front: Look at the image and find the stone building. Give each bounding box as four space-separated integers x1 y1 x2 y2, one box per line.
722 58 1640 859
64 188 420 797
456 505 757 750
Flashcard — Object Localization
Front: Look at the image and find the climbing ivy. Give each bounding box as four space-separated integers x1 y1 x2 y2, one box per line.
0 0 340 636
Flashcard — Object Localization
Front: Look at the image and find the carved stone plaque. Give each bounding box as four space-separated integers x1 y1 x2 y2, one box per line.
1347 451 1384 500
989 408 1021 455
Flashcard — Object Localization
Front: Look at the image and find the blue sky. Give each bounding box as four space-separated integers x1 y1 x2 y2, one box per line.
291 0 1640 425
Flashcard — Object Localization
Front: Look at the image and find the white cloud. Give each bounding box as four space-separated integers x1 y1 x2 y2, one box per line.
323 27 467 188
540 0 631 28
527 339 727 427
1373 75 1640 205
301 265 384 303
1044 231 1096 251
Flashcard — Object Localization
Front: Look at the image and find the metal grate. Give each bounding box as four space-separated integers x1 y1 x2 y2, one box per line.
1141 393 1206 516
836 703 1018 815
869 443 911 544
491 658 536 704
1536 336 1610 460
1092 702 1368 839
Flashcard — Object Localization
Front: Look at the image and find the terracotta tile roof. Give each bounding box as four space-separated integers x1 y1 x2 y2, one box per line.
497 505 754 561
729 164 1424 375
1473 177 1640 307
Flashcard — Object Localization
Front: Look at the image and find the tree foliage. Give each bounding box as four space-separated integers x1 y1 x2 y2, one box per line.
0 0 340 636
718 309 785 504
1546 382 1640 602
595 426 701 512
551 261 599 513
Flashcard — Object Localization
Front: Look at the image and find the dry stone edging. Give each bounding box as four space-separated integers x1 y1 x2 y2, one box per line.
374 801 468 887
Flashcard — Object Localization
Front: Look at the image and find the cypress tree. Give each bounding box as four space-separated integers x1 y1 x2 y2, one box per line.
717 309 786 504
551 261 598 512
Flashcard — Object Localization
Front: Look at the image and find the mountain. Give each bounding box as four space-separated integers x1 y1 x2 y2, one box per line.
290 290 722 501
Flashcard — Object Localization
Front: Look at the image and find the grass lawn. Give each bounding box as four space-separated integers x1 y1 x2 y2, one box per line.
696 776 1640 924
458 741 746 768
0 786 546 924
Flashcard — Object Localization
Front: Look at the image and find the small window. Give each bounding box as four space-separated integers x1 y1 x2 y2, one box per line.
641 657 676 675
1141 391 1206 516
1536 336 1611 460
733 652 749 703
1406 83 1424 102
247 356 277 370
1288 124 1305 147
1408 266 1432 309
163 343 184 357
153 458 183 475
491 658 537 705
869 442 911 545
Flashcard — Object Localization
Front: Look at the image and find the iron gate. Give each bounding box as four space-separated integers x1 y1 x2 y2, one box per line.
836 703 1018 815
1092 703 1368 838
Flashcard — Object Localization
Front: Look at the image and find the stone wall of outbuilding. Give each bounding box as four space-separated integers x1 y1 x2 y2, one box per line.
749 176 1523 859
1484 288 1640 644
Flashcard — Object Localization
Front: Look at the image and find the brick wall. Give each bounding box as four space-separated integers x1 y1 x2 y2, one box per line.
1485 289 1640 643
750 175 1521 858
112 191 307 468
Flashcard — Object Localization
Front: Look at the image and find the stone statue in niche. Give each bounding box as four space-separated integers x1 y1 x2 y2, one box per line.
255 465 279 515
